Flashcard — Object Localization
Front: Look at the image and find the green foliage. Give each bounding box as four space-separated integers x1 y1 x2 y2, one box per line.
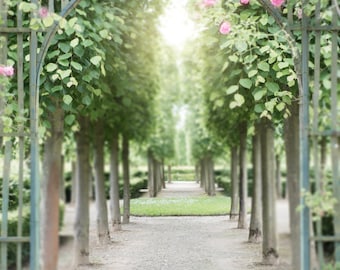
129 195 231 216
0 178 30 211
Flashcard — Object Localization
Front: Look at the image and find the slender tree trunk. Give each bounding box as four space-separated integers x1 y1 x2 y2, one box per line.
59 155 65 202
229 146 239 220
41 104 64 270
148 151 155 197
261 118 278 265
122 135 130 224
71 160 77 205
207 155 216 196
238 122 248 229
161 160 166 189
200 159 205 189
74 116 90 266
284 101 300 269
168 165 172 184
275 155 282 199
248 123 262 243
93 120 110 244
109 131 121 231
195 164 200 184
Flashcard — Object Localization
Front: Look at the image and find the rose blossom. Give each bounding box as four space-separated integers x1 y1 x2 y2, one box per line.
240 0 250 5
0 66 14 77
271 0 285 7
219 21 231 35
38 7 49 18
202 0 217 7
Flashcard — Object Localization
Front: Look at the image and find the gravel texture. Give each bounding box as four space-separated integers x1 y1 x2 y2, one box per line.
58 182 292 270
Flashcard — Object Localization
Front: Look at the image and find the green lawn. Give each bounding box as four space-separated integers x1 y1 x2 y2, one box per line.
129 195 231 216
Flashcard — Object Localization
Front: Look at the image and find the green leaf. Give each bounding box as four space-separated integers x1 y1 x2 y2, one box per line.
229 101 238 109
276 102 285 112
258 62 270 72
82 39 94 48
42 16 54 28
45 63 58 72
234 93 245 106
63 95 73 105
248 70 258 78
239 78 252 89
265 82 280 93
82 95 92 106
71 61 83 71
70 38 79 48
90 56 102 66
19 2 37 12
65 115 75 125
58 53 72 61
260 15 268 26
51 85 62 93
57 69 72 80
58 42 71 53
253 89 266 101
226 85 239 95
99 29 109 39
254 104 264 113
278 62 290 69
235 41 247 53
214 99 224 108
228 55 238 62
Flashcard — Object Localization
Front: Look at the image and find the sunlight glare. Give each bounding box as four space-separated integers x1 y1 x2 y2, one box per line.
159 0 196 49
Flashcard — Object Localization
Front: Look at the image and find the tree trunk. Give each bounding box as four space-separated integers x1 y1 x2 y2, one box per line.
238 122 248 229
109 131 121 231
122 135 130 224
148 150 155 197
207 155 216 196
74 116 90 266
93 119 110 244
248 123 262 243
261 118 278 265
71 160 77 205
59 155 65 202
161 160 166 189
275 155 282 199
195 164 200 184
229 146 239 220
200 159 205 189
168 165 172 184
284 101 300 269
41 104 64 270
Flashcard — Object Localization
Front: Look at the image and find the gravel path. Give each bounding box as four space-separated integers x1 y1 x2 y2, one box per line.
58 181 292 270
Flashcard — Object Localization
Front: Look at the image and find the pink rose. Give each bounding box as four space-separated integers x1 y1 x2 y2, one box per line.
271 0 285 7
0 66 14 77
202 0 217 7
38 7 49 18
296 8 302 19
240 0 250 5
219 21 231 35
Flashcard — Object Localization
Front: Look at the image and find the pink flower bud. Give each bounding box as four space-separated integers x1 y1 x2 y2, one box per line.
38 7 49 18
202 0 217 7
219 21 231 35
0 66 15 77
240 0 250 5
296 8 302 19
271 0 285 7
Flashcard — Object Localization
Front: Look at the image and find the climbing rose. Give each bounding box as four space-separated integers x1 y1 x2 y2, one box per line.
240 0 250 5
219 21 231 35
202 0 217 7
38 7 49 18
0 66 14 77
271 0 285 7
296 8 303 19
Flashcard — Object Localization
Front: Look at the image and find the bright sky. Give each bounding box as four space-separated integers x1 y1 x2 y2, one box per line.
159 0 196 49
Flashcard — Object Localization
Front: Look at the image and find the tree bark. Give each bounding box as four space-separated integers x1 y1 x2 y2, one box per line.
284 101 300 269
74 115 90 266
195 164 200 184
200 159 205 189
248 123 262 243
41 104 64 270
275 155 282 199
207 155 216 196
93 120 110 244
71 160 77 205
229 146 239 220
168 165 172 184
261 118 278 265
148 150 155 197
122 135 130 224
238 122 248 229
109 131 121 231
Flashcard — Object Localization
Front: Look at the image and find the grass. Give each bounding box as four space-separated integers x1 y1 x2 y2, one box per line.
129 195 231 216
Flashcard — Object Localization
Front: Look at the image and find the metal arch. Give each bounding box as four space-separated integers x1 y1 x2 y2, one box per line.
28 1 81 269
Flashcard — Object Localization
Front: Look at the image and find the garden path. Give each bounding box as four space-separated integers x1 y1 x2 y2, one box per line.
58 181 292 269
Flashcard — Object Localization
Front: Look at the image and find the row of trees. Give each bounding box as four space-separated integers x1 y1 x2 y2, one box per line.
181 0 337 268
